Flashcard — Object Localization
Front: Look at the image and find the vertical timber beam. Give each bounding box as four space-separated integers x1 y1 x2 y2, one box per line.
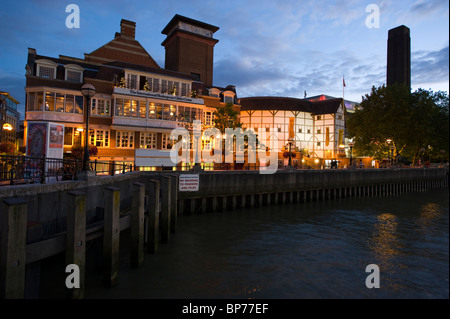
1 198 27 299
65 191 86 299
147 179 160 254
103 187 120 288
131 182 145 267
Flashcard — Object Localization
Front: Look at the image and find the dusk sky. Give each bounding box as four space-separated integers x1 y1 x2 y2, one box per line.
1 0 448 118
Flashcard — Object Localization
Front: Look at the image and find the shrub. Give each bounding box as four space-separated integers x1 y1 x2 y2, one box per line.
0 142 16 154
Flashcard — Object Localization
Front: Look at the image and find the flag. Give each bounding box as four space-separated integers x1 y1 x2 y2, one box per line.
343 77 346 87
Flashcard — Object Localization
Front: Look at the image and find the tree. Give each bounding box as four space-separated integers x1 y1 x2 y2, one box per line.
213 102 241 134
347 84 449 164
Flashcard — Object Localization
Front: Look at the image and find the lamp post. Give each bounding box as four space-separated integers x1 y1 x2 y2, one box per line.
348 141 354 167
81 84 96 171
389 145 395 167
287 137 294 167
192 120 202 171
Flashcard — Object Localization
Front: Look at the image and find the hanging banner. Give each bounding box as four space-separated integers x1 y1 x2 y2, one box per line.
289 117 295 138
338 129 344 145
326 127 330 146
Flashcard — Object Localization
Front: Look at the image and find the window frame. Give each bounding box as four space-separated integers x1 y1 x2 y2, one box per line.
116 131 135 149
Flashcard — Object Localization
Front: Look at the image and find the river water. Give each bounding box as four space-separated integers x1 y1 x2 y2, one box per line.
41 188 448 299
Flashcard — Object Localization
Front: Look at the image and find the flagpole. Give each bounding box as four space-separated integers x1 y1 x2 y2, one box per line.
343 75 345 101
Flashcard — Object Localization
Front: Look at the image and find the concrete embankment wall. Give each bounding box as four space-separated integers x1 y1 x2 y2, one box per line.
175 168 449 214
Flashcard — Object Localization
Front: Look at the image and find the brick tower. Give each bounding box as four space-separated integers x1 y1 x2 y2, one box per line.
161 15 219 87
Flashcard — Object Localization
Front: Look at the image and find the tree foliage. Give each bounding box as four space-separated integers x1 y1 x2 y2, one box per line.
213 102 242 134
347 84 449 163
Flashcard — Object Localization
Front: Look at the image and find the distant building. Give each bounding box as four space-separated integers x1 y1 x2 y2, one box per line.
24 16 240 166
387 25 411 89
0 91 21 146
306 94 358 113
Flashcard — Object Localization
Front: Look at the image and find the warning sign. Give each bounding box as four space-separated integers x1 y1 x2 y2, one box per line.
179 174 199 192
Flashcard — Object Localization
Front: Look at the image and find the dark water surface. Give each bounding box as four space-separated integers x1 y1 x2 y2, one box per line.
44 188 449 299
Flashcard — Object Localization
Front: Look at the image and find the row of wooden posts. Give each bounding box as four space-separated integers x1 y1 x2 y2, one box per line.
179 177 448 215
0 176 177 299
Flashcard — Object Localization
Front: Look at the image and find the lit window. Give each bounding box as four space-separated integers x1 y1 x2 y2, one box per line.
140 133 157 149
116 131 134 148
92 98 111 116
90 129 109 147
64 127 82 146
55 93 64 112
45 92 55 111
148 102 156 118
161 133 172 149
139 101 146 118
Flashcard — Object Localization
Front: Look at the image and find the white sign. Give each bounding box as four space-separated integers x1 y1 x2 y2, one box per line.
135 149 176 167
179 174 199 192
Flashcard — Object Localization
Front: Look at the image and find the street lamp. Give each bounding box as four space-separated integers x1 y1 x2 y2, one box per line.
81 84 96 171
389 145 395 167
348 141 354 167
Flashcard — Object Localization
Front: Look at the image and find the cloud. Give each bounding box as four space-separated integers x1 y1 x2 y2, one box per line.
412 46 449 86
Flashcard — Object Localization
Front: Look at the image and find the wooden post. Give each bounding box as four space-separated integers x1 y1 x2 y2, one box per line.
65 191 86 299
169 175 178 234
147 179 160 254
1 198 27 299
131 182 145 267
160 176 171 243
103 187 120 288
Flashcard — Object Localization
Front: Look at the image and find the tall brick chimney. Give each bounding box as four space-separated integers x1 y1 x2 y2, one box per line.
119 19 136 39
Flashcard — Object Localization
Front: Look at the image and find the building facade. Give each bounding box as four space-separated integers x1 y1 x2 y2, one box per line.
239 96 346 167
24 16 239 166
0 91 21 146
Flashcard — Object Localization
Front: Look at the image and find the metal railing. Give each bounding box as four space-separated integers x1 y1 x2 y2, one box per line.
0 155 134 186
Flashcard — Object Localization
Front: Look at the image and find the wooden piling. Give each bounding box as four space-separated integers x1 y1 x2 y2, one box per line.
147 179 160 254
160 176 171 244
131 182 145 267
65 191 86 299
1 198 27 299
169 175 178 234
103 186 120 288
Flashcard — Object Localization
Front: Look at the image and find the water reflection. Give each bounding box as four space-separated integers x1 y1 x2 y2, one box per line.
74 189 448 299
369 213 399 262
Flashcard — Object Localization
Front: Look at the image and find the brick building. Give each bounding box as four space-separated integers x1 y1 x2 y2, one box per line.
24 15 239 166
0 91 21 146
